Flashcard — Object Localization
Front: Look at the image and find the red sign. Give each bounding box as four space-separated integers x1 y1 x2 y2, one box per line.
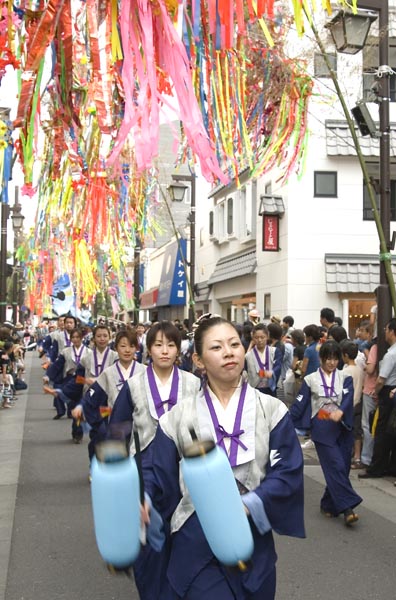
139 288 159 309
263 215 279 251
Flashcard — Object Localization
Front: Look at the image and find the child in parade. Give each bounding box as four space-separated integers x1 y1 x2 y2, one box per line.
83 324 118 387
72 329 145 462
244 323 283 397
44 328 92 441
142 316 304 599
109 321 201 600
290 340 362 525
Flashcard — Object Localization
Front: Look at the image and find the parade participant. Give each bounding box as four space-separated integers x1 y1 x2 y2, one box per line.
245 323 283 397
135 322 147 363
290 340 362 525
83 324 118 386
143 316 304 599
44 328 92 441
73 329 145 461
40 315 66 363
109 320 200 599
49 314 77 361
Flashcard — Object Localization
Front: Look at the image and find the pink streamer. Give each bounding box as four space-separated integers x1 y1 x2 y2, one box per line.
107 0 227 184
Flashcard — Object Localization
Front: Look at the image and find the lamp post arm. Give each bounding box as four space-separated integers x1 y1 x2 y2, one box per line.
309 14 396 317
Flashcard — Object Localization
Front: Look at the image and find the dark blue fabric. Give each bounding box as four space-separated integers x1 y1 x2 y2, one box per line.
46 354 65 384
289 380 312 431
145 415 304 597
303 342 320 376
315 438 362 515
81 382 109 441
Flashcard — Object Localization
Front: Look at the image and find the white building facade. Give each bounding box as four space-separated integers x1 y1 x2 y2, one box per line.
192 5 396 334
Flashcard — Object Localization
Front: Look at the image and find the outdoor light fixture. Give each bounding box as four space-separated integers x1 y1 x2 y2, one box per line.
167 181 188 202
11 205 24 231
351 101 377 137
169 174 196 328
325 9 377 54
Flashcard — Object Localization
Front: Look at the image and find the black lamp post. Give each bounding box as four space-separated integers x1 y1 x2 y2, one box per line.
133 234 141 325
10 187 24 324
0 106 11 323
327 1 392 358
168 174 196 329
0 200 8 323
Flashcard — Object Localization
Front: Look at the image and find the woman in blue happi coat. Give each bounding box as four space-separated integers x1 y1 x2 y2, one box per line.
290 340 362 526
75 329 145 460
142 316 305 599
44 327 92 441
109 321 200 600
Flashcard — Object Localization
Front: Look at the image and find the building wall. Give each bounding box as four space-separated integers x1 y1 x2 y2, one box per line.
141 9 396 330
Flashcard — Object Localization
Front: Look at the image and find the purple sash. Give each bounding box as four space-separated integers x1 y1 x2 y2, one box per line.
64 331 71 347
115 360 136 389
94 347 110 376
319 369 336 398
147 364 179 418
73 345 84 364
253 346 269 376
204 382 248 467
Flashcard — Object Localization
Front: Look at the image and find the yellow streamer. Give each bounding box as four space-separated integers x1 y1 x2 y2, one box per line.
251 1 274 47
111 0 123 63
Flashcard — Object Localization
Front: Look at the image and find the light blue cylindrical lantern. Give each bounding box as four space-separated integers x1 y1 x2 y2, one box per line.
181 443 254 566
91 443 141 570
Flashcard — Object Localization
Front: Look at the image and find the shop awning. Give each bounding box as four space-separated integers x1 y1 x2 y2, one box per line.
208 249 256 285
326 119 396 157
325 253 396 293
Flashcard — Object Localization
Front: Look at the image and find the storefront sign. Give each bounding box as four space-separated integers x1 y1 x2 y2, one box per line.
262 215 279 251
157 239 187 306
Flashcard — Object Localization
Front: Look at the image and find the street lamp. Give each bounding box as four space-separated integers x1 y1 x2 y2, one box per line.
0 106 11 323
168 174 196 329
133 233 141 325
326 9 377 54
327 1 391 359
10 188 24 324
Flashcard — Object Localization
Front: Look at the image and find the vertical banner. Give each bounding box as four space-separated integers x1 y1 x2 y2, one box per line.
262 215 279 251
157 239 187 306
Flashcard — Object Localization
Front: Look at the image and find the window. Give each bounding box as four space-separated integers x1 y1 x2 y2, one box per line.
227 197 234 235
209 211 214 236
363 179 396 221
314 52 337 77
264 294 271 319
219 202 225 240
314 171 337 198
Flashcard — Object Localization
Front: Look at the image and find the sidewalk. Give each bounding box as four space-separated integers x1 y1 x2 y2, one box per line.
300 439 396 524
0 352 32 600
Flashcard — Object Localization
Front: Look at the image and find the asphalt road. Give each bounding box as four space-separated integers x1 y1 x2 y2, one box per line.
2 354 396 599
